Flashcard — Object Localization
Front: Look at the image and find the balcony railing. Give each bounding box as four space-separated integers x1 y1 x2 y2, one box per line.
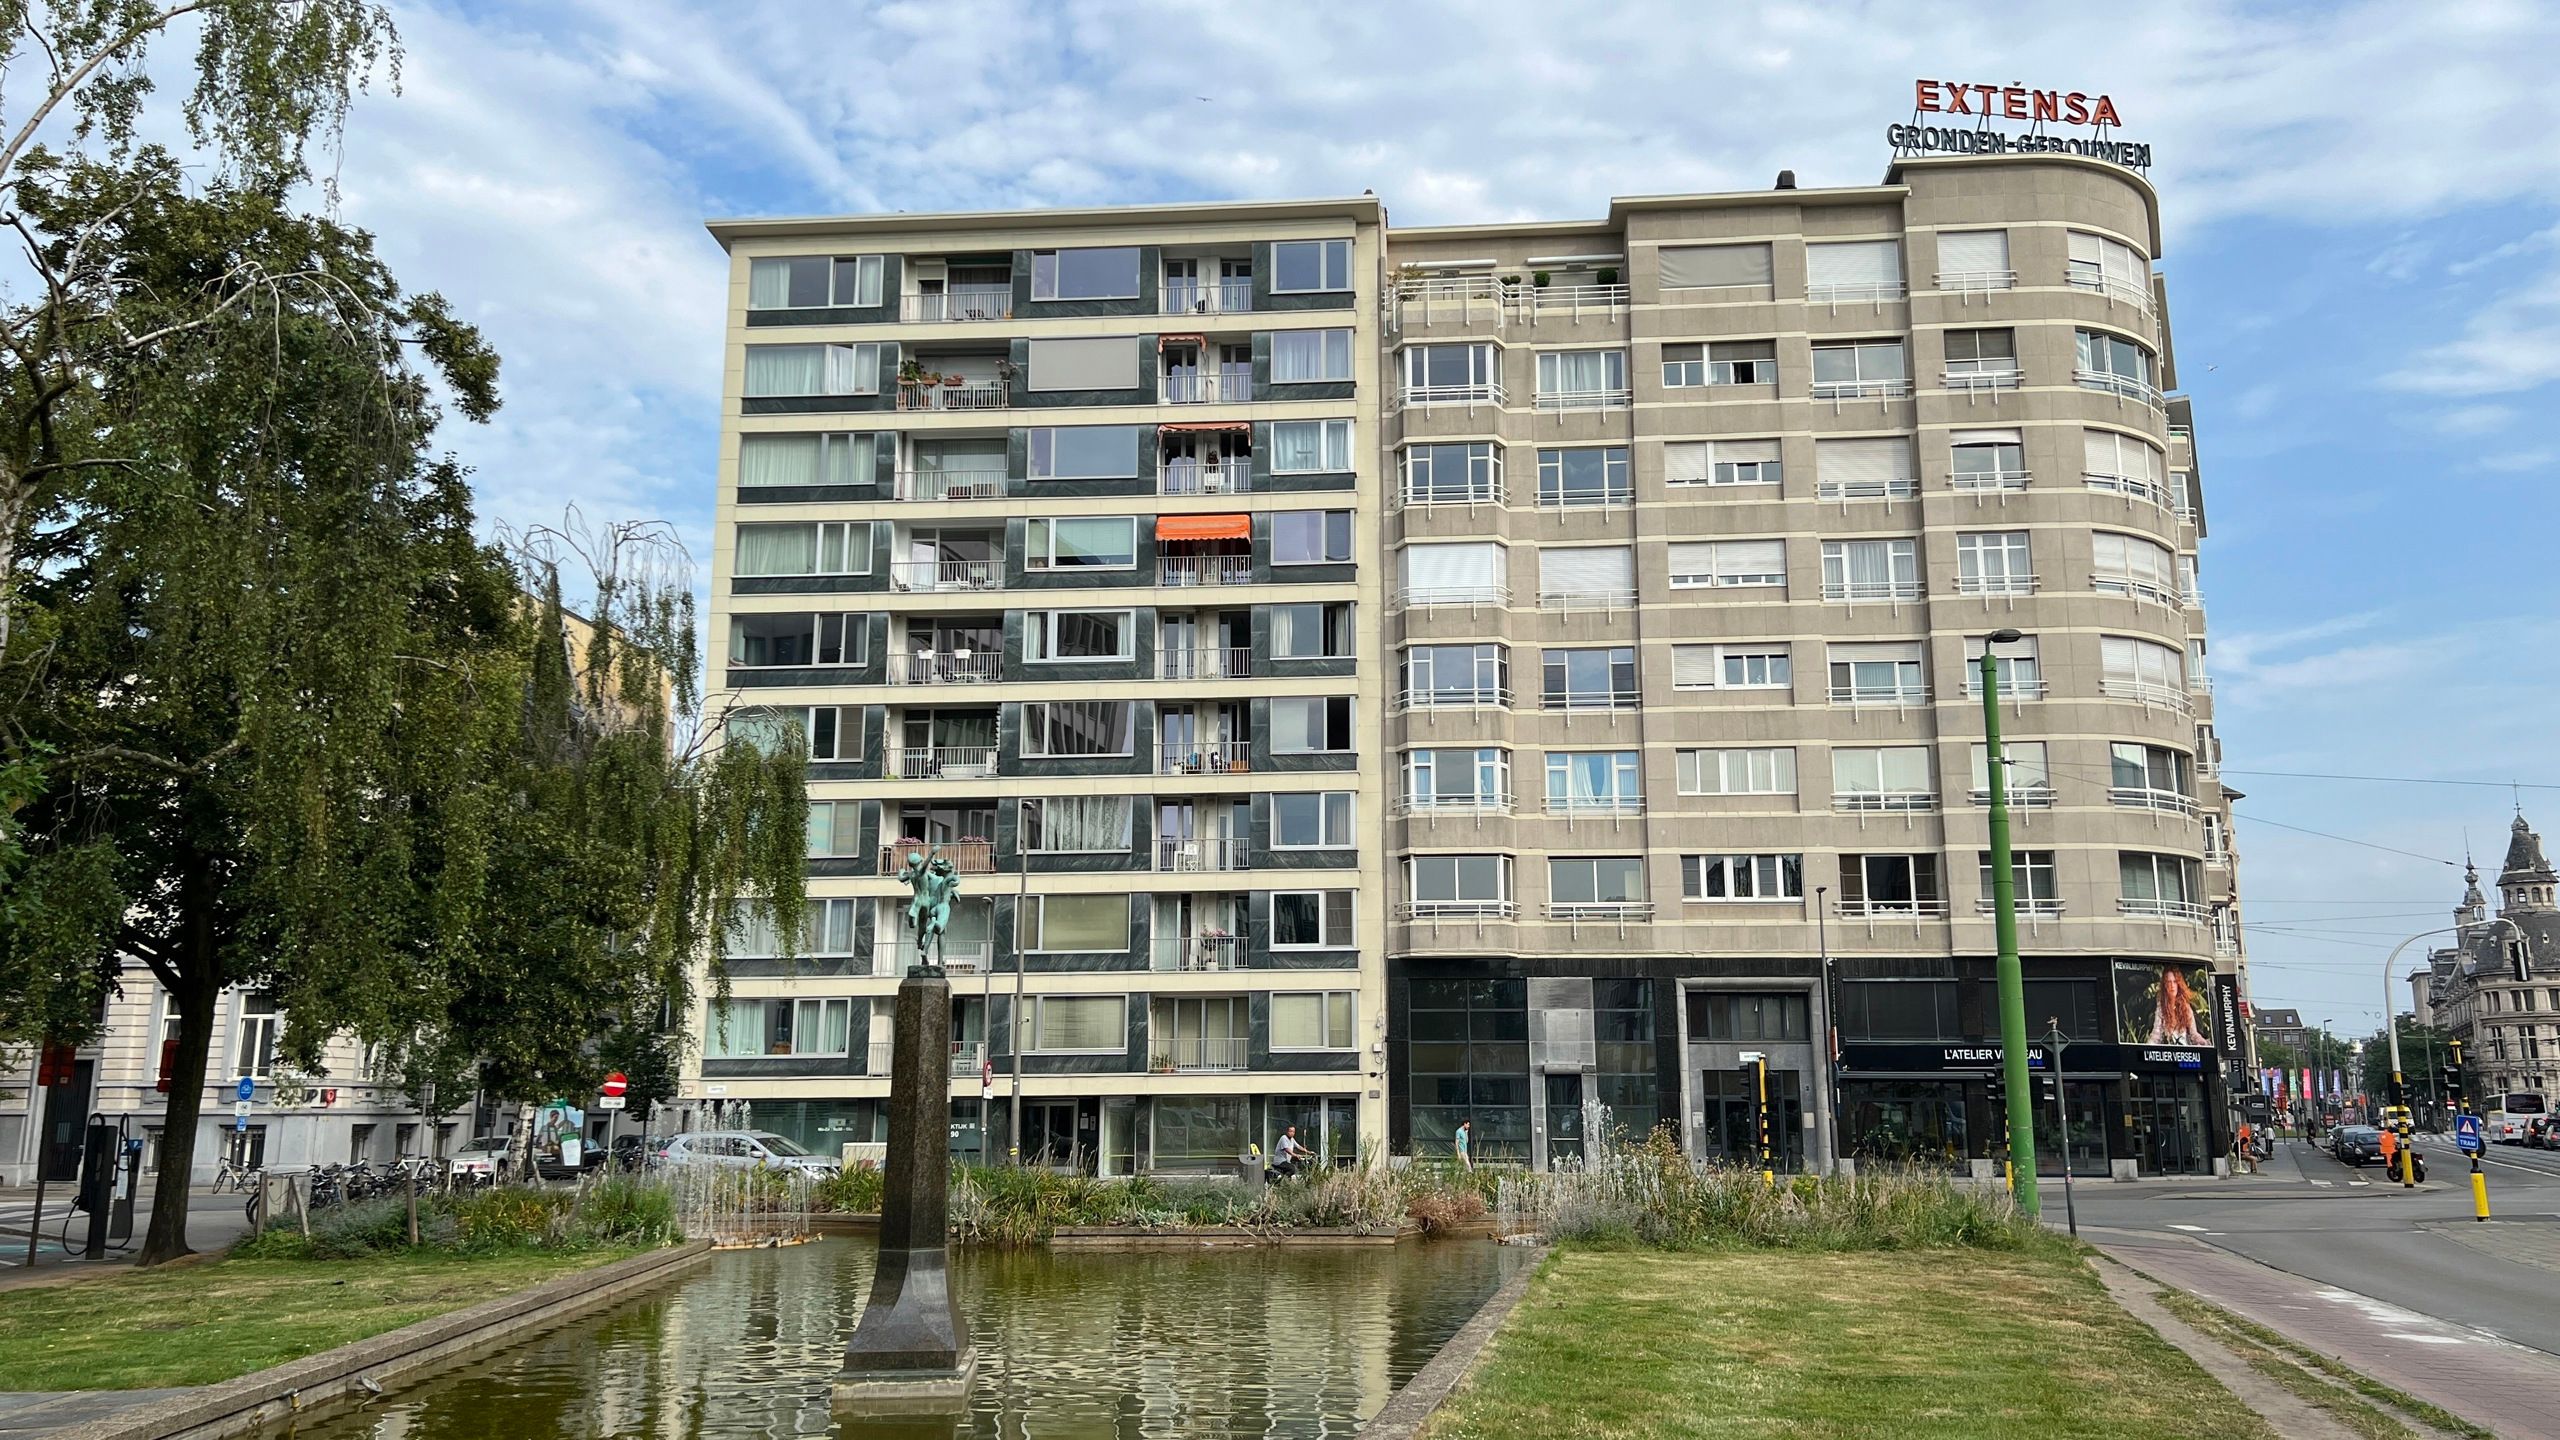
868 1041 895 1076
1541 689 1639 712
1154 836 1250 872
1544 900 1654 922
2084 471 2177 511
1162 278 1254 315
1935 269 2018 293
2118 897 2209 922
1808 280 1906 306
1820 578 1924 602
1394 792 1513 818
2099 677 2192 712
1398 585 1510 610
1523 282 1630 315
1151 935 1242 972
887 651 1000 684
1158 460 1252 496
1967 785 2057 809
890 747 998 780
1394 686 1510 713
1533 387 1633 413
1810 378 1912 401
877 941 989 979
1832 790 1938 813
1974 896 2065 917
1942 367 2023 395
897 382 1010 412
1535 484 1634 510
877 841 996 876
1160 369 1253 405
2074 369 2164 407
1949 468 2031 493
1397 479 1503 507
1544 795 1643 817
1536 588 1637 613
1827 683 1929 707
950 1042 987 1078
1397 382 1507 409
1396 900 1518 920
2110 787 2200 816
1161 554 1255 588
901 290 1016 323
890 559 1002 592
1954 573 2038 598
1395 274 1510 307
2189 675 2214 695
1816 476 1920 501
1156 741 1251 776
1157 647 1252 681
1155 1036 1248 1073
2068 271 2155 313
893 469 1006 502
2092 575 2179 608
1834 898 1951 920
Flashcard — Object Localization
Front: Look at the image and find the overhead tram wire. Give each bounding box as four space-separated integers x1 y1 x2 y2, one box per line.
2014 753 2464 869
2215 768 2560 791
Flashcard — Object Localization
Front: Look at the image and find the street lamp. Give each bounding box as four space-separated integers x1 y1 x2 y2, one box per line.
1979 627 2039 1218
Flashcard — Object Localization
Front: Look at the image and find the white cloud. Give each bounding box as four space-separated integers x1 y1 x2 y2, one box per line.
2477 448 2555 473
2431 404 2516 436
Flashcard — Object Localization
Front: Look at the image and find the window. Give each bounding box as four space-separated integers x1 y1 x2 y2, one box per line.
730 613 864 667
1401 343 1499 402
1401 643 1508 706
2092 532 2178 604
726 705 853 762
2110 742 2195 805
1017 898 1132 956
2083 429 2166 501
1018 795 1133 853
1550 856 1646 908
1666 438 1781 487
1963 634 2044 699
235 994 281 1079
1832 746 1933 805
1018 994 1128 1052
1535 349 1628 408
744 343 883 397
1810 340 1908 397
1677 747 1796 795
2075 328 2157 401
707 997 853 1059
1661 343 1706 388
1407 854 1512 914
1936 230 2012 289
1542 647 1636 710
1536 446 1631 507
2067 231 2149 305
1682 854 1804 902
1271 239 1351 293
1839 854 1943 914
1270 419 1352 473
1942 328 2019 378
735 522 872 577
1025 610 1134 662
1805 239 1903 301
1837 979 1960 1039
1966 741 2052 800
1272 328 1354 382
1399 541 1507 604
1270 602 1354 659
732 898 859 957
1404 748 1510 810
1546 751 1641 813
1537 546 1633 609
1273 510 1353 565
1976 851 2060 911
1704 340 1778 385
747 254 883 309
1272 894 1356 949
1031 246 1141 301
1670 644 1791 691
804 801 861 858
1027 337 1140 391
1271 991 1356 1048
1827 643 1925 704
1955 531 2033 595
1820 539 1920 601
1028 426 1142 479
2119 852 2202 918
1400 442 1502 504
1668 540 1786 589
1272 696 1355 752
1950 428 2025 490
1025 517 1137 571
1022 700 1134 756
1688 991 1810 1040
1814 437 1915 500
2101 636 2186 705
1657 243 1772 290
1273 791 1354 848
740 432 873 488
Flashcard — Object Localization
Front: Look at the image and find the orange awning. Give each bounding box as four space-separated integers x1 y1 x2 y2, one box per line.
1159 420 1250 433
1156 332 1208 349
1156 514 1251 542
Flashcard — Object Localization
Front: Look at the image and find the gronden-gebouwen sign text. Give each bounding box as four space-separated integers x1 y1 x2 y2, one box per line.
1889 80 2152 174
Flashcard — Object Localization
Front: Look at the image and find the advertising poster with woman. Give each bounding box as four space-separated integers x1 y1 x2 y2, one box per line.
2116 961 2213 1047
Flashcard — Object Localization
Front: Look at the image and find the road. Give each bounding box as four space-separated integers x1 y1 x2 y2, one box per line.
2068 1131 2560 1357
0 1187 254 1276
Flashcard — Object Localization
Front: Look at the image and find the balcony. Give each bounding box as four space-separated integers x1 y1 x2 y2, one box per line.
889 747 998 781
1162 276 1253 315
1541 689 1638 714
1544 795 1643 818
1942 367 2023 396
2068 271 2154 313
892 469 1006 502
1949 468 2031 494
1832 791 1938 814
887 651 1000 685
2075 369 2164 408
2084 471 2178 512
950 1042 987 1078
2098 678 2192 713
1154 836 1250 872
874 942 991 978
1936 268 2018 294
1821 578 1924 603
1535 588 1637 613
1834 898 1951 920
2092 575 2179 608
1151 934 1242 972
2109 787 2200 817
1396 900 1518 920
1159 459 1252 496
1394 792 1513 818
1156 741 1251 776
2189 675 2214 695
1160 369 1253 405
1544 901 1654 922
1974 897 2066 918
1967 786 2057 809
1154 1036 1248 1074
868 1041 894 1076
901 290 1016 324
1808 280 1906 306
1396 382 1506 410
1953 574 2038 598
1397 585 1509 611
877 841 996 876
890 559 1002 593
1160 554 1255 588
1520 282 1630 319
1393 686 1511 713
1810 378 1912 401
1397 477 1502 508
1816 477 1920 501
1157 647 1253 681
1533 386 1632 414
2118 897 2209 923
896 380 1010 412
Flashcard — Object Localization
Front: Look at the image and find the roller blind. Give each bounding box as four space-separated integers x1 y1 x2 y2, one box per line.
1540 546 1633 596
1717 438 1781 463
1671 645 1719 687
1952 427 2023 446
1806 240 1901 288
1663 442 1710 484
1657 242 1772 289
1829 641 1923 663
1937 230 2009 274
1816 437 1911 484
2084 429 2162 480
1401 542 1505 594
1027 337 1139 392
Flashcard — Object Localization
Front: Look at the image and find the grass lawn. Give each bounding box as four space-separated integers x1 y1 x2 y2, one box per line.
1420 1247 2275 1440
0 1249 633 1392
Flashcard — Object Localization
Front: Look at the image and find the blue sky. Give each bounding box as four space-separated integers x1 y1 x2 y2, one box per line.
309 0 2560 1034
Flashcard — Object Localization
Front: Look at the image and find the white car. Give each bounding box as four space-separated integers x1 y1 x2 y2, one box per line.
448 1135 511 1181
656 1130 836 1178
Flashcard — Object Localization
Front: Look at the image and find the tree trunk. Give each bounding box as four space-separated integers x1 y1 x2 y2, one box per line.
136 963 218 1265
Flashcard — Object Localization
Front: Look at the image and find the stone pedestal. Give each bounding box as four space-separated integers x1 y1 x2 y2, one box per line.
836 969 974 1411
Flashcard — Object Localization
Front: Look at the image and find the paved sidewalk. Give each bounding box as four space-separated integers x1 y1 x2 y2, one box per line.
2095 1225 2560 1438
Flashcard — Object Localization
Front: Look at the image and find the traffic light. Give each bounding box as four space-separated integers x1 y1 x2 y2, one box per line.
35 1041 75 1089
156 1037 179 1094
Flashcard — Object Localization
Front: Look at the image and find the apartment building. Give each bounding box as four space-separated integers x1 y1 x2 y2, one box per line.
2423 815 2560 1107
697 152 2248 1179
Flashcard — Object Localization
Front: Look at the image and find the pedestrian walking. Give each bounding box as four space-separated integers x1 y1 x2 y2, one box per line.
1454 1119 1473 1171
2236 1120 2256 1175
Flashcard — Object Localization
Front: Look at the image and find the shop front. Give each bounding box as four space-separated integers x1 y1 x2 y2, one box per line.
1836 1040 2221 1178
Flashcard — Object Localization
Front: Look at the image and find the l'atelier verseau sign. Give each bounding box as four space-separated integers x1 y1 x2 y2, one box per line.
1888 80 2153 173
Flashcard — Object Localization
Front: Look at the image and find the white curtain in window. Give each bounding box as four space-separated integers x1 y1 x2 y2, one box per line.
747 261 793 309
736 524 816 576
739 434 818 487
1270 422 1323 472
1033 795 1131 851
745 346 826 397
1538 350 1620 395
828 343 872 394
1400 542 1505 597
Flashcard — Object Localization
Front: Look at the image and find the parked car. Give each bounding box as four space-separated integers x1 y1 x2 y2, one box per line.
447 1135 511 1183
655 1130 838 1178
2330 1126 2426 1181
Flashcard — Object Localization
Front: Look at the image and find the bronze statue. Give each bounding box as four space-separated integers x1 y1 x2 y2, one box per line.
893 845 960 976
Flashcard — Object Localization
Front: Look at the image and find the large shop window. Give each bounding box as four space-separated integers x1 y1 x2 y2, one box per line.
1405 977 1529 1161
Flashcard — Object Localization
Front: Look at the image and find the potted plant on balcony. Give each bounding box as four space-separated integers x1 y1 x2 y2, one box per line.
1532 269 1552 289
1151 1051 1177 1074
1597 266 1619 286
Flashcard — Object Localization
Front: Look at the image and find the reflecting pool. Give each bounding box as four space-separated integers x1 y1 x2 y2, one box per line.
292 1238 1529 1438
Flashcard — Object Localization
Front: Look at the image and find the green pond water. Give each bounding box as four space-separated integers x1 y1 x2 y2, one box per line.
287 1237 1531 1438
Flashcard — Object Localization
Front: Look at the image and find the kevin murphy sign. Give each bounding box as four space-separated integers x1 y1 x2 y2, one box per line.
1888 81 2152 173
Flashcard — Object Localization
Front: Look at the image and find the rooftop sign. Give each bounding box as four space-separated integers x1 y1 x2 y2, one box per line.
1890 80 2151 174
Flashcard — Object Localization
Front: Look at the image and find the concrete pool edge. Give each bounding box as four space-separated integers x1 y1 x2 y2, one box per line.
46 1241 715 1440
1357 1245 1549 1439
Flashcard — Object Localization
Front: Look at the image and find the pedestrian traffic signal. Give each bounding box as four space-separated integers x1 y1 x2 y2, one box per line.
35 1041 75 1088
